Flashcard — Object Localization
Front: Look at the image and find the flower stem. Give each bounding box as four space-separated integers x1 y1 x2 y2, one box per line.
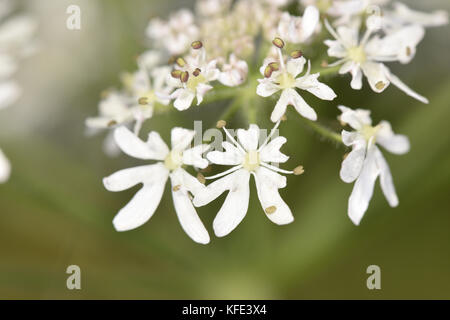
300 117 343 145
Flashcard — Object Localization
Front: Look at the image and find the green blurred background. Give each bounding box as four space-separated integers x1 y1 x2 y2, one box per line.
0 0 449 299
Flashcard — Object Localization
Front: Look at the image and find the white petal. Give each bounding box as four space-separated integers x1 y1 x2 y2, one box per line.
361 62 390 93
196 83 213 105
341 129 364 147
301 5 320 41
237 124 260 151
256 79 280 97
382 66 429 104
103 164 164 192
350 67 363 90
376 121 410 155
296 73 337 100
114 126 169 160
193 169 250 237
207 141 244 165
340 138 367 183
286 56 306 78
325 40 347 58
374 147 399 208
0 148 11 183
170 169 210 244
0 81 21 109
109 163 169 231
103 130 121 157
171 127 195 151
182 144 209 169
392 2 448 28
336 25 359 47
259 136 289 163
173 88 196 111
338 105 372 130
348 147 380 225
285 88 317 121
253 167 293 225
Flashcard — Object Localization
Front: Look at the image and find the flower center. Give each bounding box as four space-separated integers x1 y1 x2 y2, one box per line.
276 72 296 89
187 74 206 92
164 150 183 171
243 150 260 172
348 46 367 64
361 125 380 142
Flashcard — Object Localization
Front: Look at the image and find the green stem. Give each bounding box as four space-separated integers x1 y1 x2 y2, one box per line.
300 117 343 145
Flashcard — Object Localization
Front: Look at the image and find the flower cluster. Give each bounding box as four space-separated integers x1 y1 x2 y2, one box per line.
0 0 37 183
89 0 447 243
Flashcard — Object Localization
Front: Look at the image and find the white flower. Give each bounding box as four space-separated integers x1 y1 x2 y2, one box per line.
383 2 448 30
276 6 319 44
103 126 210 244
196 0 232 17
146 9 199 55
324 19 428 103
0 147 11 183
168 46 220 111
218 54 248 87
257 45 336 122
338 105 410 225
193 122 301 237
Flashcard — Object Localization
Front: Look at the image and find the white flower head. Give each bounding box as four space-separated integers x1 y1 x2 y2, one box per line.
146 9 199 56
196 0 232 17
257 38 337 122
277 6 320 44
324 19 428 103
194 121 304 237
168 42 220 111
218 53 248 87
103 126 210 244
338 105 410 225
0 147 11 183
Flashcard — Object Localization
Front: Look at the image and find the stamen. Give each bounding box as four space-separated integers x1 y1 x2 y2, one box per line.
268 62 280 71
205 165 243 180
260 162 293 175
107 120 117 127
216 120 226 129
293 165 304 175
171 70 182 79
265 206 277 214
180 71 189 83
375 81 386 91
222 126 246 154
197 172 206 184
193 68 201 77
264 65 273 78
191 40 203 50
258 119 281 152
172 185 181 192
138 97 148 105
272 37 285 49
176 57 186 67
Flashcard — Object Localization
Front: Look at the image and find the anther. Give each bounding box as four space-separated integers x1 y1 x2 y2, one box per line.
272 37 285 49
191 40 203 50
268 62 279 71
138 97 149 105
264 65 273 78
290 50 303 59
197 173 206 184
180 71 189 83
216 120 227 129
293 165 304 175
171 70 182 79
375 81 386 91
107 120 117 127
172 185 181 192
193 68 201 77
265 206 277 214
176 57 186 67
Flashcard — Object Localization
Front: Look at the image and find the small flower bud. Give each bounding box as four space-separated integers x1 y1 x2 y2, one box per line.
180 71 189 83
138 97 148 105
290 50 303 59
272 37 285 49
216 120 227 129
265 206 277 214
268 62 279 71
171 69 182 79
264 65 273 78
193 68 201 77
191 40 203 50
293 165 304 175
176 57 186 67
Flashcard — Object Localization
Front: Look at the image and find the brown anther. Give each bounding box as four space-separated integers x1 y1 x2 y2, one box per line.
172 185 181 192
281 114 287 121
138 97 149 105
180 71 189 83
197 173 206 185
293 165 305 175
265 206 277 214
191 40 203 50
268 62 280 71
216 120 227 129
176 57 186 67
272 37 285 49
264 65 273 78
171 69 182 79
193 68 201 77
290 50 303 59
375 81 386 91
107 120 117 127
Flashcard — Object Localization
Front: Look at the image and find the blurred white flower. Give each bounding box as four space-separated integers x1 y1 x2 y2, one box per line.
146 9 199 56
168 45 220 110
257 42 336 122
218 54 248 87
103 126 210 244
338 105 410 225
196 0 232 17
324 19 428 103
277 6 319 44
194 122 302 237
